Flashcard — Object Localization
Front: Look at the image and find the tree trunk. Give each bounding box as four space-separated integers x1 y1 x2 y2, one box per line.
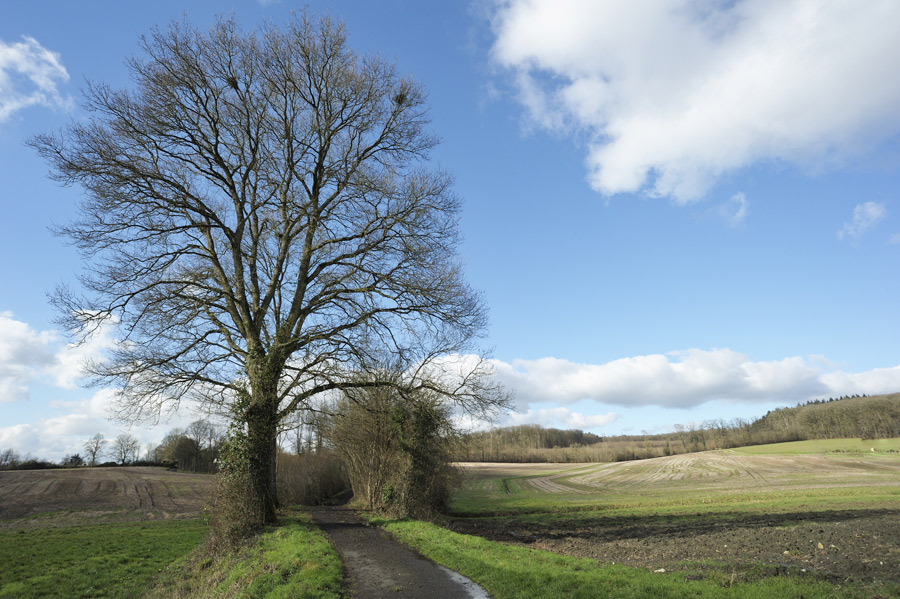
247 402 279 523
246 352 281 523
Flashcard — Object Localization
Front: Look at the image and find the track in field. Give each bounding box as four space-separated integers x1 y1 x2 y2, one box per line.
462 449 900 497
0 466 215 524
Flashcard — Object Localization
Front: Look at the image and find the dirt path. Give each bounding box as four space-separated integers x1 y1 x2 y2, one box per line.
307 506 488 599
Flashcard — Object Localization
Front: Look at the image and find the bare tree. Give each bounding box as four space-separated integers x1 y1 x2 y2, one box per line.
328 380 459 518
327 385 404 510
32 14 505 523
186 419 220 451
110 433 141 464
83 432 106 467
0 448 21 469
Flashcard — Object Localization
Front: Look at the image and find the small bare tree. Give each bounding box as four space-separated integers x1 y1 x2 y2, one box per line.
83 433 106 467
328 386 404 510
110 433 141 464
33 14 506 524
327 371 463 518
0 448 21 469
186 419 220 452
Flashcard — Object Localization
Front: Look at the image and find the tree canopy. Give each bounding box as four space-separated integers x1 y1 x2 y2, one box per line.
33 14 505 524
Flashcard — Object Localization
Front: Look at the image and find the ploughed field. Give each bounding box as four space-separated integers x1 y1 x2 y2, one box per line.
452 440 900 585
0 466 215 526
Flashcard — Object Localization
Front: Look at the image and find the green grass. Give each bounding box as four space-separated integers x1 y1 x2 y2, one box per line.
146 511 343 599
0 511 343 599
359 439 900 598
0 519 207 599
372 517 879 599
729 438 900 455
454 484 900 525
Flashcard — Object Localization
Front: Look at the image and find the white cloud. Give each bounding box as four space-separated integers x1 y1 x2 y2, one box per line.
0 312 117 402
0 35 72 123
0 388 223 461
53 318 118 389
489 348 900 410
6 341 900 458
489 0 900 202
718 191 748 226
0 388 118 460
0 312 57 402
507 407 618 430
837 201 886 240
820 365 900 397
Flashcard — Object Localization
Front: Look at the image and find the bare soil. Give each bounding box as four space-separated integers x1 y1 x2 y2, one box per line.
0 467 215 527
451 454 900 585
451 508 900 584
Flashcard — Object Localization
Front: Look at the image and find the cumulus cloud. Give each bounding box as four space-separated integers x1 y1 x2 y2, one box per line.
0 312 57 402
0 312 116 402
0 388 222 461
0 388 118 459
489 0 900 202
820 365 900 397
837 201 886 240
0 35 72 123
488 348 900 410
507 407 618 430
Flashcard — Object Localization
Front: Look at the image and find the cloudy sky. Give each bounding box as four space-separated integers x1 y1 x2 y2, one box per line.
2 0 900 460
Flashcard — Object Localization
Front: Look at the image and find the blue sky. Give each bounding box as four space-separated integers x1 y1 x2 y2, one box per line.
2 1 900 460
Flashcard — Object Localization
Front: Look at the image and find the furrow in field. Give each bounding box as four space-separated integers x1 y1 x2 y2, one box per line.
487 450 900 496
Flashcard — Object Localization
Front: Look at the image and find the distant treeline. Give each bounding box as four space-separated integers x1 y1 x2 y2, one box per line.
454 393 900 463
0 419 223 473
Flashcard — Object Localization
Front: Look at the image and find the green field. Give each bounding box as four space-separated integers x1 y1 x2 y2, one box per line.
4 442 899 598
0 520 207 599
0 468 344 599
730 437 900 454
453 438 900 519
0 512 344 599
371 439 900 598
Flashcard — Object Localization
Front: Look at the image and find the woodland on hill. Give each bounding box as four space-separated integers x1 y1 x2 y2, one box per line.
454 393 900 463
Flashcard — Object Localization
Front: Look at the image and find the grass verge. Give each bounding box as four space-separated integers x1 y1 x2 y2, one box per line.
144 510 343 599
370 517 890 599
0 519 207 599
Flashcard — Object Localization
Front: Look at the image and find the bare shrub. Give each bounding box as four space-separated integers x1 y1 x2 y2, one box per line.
276 452 349 506
327 384 459 519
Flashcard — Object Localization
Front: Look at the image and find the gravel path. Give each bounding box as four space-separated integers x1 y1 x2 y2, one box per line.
307 506 489 599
